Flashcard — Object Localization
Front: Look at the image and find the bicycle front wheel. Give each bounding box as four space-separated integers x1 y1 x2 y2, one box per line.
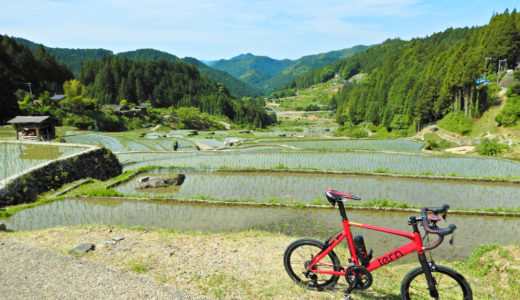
401 265 472 299
283 238 342 290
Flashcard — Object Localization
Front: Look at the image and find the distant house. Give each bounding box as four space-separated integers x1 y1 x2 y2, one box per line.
139 102 152 109
107 104 129 112
334 74 341 79
105 104 146 117
50 94 66 101
7 116 56 141
135 105 148 112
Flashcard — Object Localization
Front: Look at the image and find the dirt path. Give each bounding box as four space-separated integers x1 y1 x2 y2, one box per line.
0 238 209 300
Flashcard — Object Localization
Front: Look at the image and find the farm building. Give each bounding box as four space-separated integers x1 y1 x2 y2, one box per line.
50 94 66 101
7 116 56 141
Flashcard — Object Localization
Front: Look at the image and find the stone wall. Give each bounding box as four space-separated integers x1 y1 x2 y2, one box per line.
0 147 122 205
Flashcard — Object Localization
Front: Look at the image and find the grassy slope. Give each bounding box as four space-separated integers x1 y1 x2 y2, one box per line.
434 87 520 158
471 88 507 138
1 225 517 299
266 79 343 111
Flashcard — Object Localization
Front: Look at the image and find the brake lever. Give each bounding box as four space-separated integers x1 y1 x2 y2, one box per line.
442 213 447 221
449 231 455 246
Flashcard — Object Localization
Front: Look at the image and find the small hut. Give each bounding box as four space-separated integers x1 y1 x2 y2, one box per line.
7 116 56 141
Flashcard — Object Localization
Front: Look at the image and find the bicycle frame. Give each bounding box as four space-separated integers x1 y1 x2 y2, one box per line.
308 217 424 275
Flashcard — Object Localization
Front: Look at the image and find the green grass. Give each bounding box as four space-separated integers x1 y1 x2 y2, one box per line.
470 87 504 137
453 243 520 299
84 188 124 197
438 112 474 136
0 197 65 218
125 258 152 273
423 133 459 150
2 224 517 299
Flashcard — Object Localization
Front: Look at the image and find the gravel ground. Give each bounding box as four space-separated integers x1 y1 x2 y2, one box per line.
0 238 209 300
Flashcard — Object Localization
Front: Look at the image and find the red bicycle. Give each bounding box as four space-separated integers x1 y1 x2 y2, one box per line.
283 189 472 299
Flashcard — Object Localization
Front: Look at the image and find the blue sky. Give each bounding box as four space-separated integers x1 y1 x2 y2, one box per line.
0 0 517 60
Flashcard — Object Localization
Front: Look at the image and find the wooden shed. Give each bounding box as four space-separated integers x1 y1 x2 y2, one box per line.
7 116 56 141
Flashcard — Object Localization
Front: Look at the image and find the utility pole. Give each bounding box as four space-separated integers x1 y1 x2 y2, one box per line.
25 82 32 97
497 59 507 86
498 59 507 72
484 57 492 77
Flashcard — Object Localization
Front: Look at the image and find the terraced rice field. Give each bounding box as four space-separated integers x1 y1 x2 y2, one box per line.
116 151 520 178
114 170 520 209
4 197 519 261
249 139 425 152
0 142 90 182
63 133 196 152
63 133 126 152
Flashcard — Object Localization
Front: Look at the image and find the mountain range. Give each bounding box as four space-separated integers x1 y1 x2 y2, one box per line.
13 37 369 96
209 46 370 92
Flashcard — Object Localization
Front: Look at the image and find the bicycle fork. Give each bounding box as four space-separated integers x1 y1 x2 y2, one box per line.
418 252 439 299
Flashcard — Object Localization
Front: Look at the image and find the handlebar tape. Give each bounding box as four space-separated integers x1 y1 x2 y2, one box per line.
421 204 456 236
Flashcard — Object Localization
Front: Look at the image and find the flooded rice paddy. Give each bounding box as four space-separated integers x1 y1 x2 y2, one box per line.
0 143 89 182
2 197 518 262
114 170 520 209
63 133 196 152
117 151 520 178
248 138 425 152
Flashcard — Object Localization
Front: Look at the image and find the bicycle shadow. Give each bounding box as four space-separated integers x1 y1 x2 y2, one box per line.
327 283 401 299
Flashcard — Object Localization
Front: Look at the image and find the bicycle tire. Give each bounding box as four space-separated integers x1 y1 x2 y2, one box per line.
401 265 473 299
283 238 342 290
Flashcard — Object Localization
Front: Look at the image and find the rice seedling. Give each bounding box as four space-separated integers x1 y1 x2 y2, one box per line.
4 198 518 262
113 170 520 209
63 133 126 152
116 150 520 178
0 142 89 183
251 139 425 152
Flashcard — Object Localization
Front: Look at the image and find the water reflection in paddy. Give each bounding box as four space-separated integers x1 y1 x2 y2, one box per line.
3 197 519 262
115 170 520 209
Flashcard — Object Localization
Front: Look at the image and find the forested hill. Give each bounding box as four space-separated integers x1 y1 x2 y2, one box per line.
117 49 263 98
117 49 179 61
211 53 294 78
182 57 263 98
78 56 275 127
13 37 113 77
13 39 262 98
209 46 369 92
282 39 408 90
286 10 520 134
262 45 370 91
0 35 73 123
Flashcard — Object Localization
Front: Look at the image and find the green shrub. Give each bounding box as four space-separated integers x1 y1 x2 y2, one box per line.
505 82 520 97
438 112 473 135
335 125 368 138
371 126 392 138
425 139 454 150
495 95 520 127
477 138 508 156
304 104 320 111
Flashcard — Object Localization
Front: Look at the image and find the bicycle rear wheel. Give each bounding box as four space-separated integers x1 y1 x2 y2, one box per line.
401 265 472 299
283 238 342 290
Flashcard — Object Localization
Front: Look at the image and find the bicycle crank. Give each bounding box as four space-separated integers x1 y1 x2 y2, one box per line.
345 265 373 290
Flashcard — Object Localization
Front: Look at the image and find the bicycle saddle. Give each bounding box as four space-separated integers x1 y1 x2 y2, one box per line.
326 189 361 203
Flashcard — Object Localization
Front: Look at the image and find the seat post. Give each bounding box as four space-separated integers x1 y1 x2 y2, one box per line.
337 201 348 220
